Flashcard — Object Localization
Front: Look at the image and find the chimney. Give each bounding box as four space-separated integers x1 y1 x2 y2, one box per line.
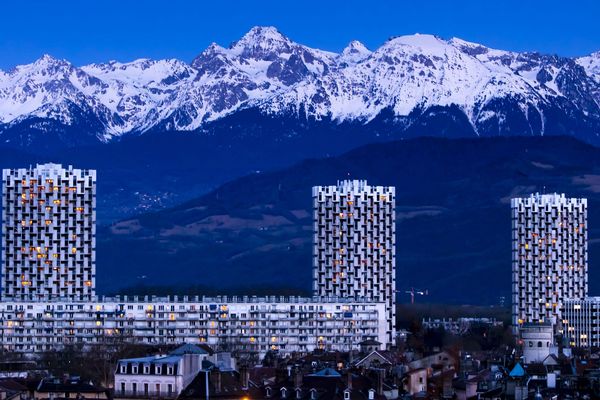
210 370 222 393
347 371 353 391
293 368 303 389
276 366 288 383
377 369 384 395
240 366 249 390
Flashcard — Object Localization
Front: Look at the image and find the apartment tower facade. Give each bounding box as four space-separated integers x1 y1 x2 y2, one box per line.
512 193 587 329
2 163 96 300
313 180 396 343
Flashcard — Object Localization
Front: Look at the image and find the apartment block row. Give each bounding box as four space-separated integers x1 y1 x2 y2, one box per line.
0 296 386 357
0 169 396 355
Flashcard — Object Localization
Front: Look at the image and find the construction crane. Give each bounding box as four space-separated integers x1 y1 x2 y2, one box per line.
403 287 429 304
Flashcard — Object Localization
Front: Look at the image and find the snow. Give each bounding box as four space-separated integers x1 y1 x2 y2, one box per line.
0 26 598 139
577 51 600 84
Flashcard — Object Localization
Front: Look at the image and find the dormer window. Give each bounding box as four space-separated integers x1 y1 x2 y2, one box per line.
296 388 302 399
167 365 174 375
143 364 150 374
119 364 126 374
131 364 138 374
265 387 272 398
280 387 288 399
310 388 318 400
156 365 162 375
344 389 351 400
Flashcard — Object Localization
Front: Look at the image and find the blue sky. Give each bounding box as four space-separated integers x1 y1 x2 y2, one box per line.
0 0 598 69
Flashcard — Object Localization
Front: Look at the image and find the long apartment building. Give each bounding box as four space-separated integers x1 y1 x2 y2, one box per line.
313 180 396 344
2 163 96 300
512 193 587 329
0 296 387 357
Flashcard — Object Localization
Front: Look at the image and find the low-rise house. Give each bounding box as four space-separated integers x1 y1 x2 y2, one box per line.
33 377 108 400
114 343 208 399
0 378 28 400
403 368 427 395
354 351 392 370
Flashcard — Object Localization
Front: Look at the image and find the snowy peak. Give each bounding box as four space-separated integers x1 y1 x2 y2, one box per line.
339 40 371 63
230 26 294 59
577 51 600 84
386 33 448 52
0 27 599 146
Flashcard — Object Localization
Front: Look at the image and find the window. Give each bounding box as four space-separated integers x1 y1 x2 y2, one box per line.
144 383 148 395
155 384 160 394
132 364 138 374
132 383 137 395
537 341 542 348
168 384 173 395
344 390 351 400
120 383 125 394
120 364 126 374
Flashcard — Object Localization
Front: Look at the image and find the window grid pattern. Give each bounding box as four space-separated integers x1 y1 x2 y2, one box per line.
312 180 396 344
511 193 587 329
2 163 96 300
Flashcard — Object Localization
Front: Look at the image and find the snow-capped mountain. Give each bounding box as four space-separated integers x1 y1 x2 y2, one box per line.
0 26 599 148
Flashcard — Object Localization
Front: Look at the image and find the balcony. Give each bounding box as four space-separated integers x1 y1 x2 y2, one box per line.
114 390 177 400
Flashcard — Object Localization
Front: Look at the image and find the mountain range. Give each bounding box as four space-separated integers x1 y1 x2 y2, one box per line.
96 136 600 303
0 26 599 149
3 28 600 304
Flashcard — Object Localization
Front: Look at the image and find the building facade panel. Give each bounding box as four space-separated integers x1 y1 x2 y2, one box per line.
511 193 587 329
2 163 96 300
312 180 396 344
0 296 387 358
562 297 598 348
